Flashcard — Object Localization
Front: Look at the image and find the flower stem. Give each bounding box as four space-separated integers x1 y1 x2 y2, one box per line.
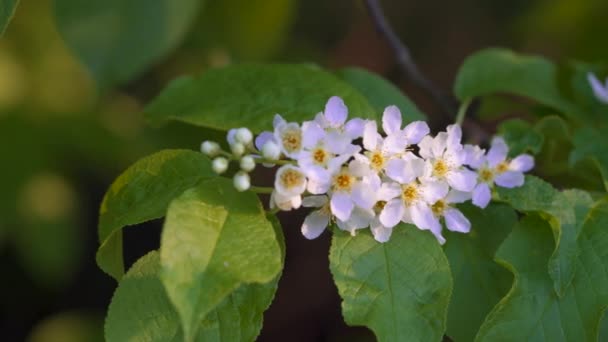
254 158 294 165
455 97 472 126
249 186 274 194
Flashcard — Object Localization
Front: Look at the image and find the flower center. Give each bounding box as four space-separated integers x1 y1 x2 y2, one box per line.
280 169 304 189
369 151 385 170
496 161 509 174
333 171 354 192
281 129 302 154
433 159 449 178
431 200 447 216
401 183 419 206
312 147 329 165
479 168 494 183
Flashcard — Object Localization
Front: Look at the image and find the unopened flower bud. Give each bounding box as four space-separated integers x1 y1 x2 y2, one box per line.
233 171 251 192
212 157 229 174
235 128 253 145
240 155 256 172
231 142 245 157
201 141 220 157
262 141 281 160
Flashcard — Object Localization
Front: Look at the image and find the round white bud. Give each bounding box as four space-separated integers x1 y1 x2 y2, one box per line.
230 142 245 157
240 155 256 172
233 171 251 192
262 141 281 160
200 140 220 157
235 128 253 145
212 157 229 174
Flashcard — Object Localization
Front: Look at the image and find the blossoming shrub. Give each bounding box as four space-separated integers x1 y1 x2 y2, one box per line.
99 51 608 341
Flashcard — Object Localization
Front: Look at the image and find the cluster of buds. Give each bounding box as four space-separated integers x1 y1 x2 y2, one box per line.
201 96 534 244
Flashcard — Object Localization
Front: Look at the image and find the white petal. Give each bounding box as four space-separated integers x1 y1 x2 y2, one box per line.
472 183 491 208
371 219 393 243
348 158 372 177
495 171 524 188
331 192 354 221
301 211 330 239
273 114 286 128
378 182 401 201
324 96 348 127
382 133 408 154
403 121 430 145
404 153 426 178
410 203 436 231
324 130 351 154
418 135 434 159
379 199 405 228
444 208 471 233
382 105 402 135
421 180 449 204
510 154 534 172
428 218 446 245
347 208 375 229
385 158 414 184
328 154 352 174
486 137 508 167
446 124 462 149
363 120 379 151
446 190 472 204
351 182 376 209
301 121 325 149
430 132 448 158
447 169 477 192
345 118 365 139
227 128 237 146
588 73 608 104
254 131 274 151
302 195 328 207
463 144 485 169
307 177 331 194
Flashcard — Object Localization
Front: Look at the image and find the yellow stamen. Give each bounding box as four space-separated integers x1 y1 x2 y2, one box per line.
401 183 419 206
370 151 385 170
431 200 447 216
433 159 449 178
496 161 509 174
280 169 304 189
479 168 494 183
333 171 354 191
281 129 301 153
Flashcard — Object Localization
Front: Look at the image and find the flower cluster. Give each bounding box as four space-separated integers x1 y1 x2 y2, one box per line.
201 96 534 244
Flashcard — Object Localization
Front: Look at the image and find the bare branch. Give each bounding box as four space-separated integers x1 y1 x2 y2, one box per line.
363 0 457 118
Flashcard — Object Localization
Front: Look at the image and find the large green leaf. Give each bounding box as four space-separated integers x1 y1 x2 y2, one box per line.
144 64 377 133
160 178 282 341
571 126 608 192
0 0 19 35
336 67 426 121
53 0 201 87
329 225 452 342
497 119 544 157
476 200 608 341
106 251 282 341
497 176 594 296
454 48 580 117
444 204 516 342
97 149 215 280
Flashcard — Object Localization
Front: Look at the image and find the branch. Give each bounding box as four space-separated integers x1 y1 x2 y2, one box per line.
363 0 457 118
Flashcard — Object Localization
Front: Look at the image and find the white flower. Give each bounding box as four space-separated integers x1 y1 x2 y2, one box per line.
273 114 303 158
297 120 359 194
379 154 449 232
336 207 375 236
274 165 307 197
300 195 331 239
314 96 366 141
588 72 608 104
326 161 375 222
470 137 534 208
427 190 473 244
419 124 477 192
270 190 301 211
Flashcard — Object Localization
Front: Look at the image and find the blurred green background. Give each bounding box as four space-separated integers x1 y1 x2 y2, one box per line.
1 0 606 341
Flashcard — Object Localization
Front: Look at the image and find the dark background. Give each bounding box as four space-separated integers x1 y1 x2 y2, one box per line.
1 0 606 340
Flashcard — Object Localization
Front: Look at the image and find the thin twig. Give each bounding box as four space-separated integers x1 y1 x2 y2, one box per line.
364 0 458 118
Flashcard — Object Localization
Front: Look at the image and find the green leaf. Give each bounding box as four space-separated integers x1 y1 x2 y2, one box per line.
497 119 544 156
329 225 452 342
0 0 19 35
497 176 594 296
454 48 580 117
571 126 608 192
476 199 608 341
106 251 282 341
444 204 517 342
53 0 201 88
97 149 215 280
145 64 377 133
336 67 426 121
160 178 282 341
